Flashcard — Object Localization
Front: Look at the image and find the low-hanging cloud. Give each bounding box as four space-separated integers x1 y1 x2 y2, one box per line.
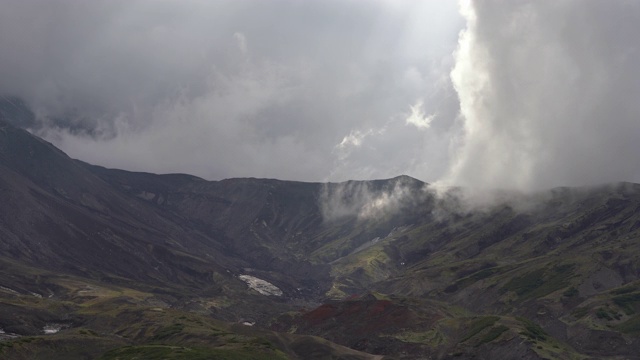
441 0 640 192
319 176 429 221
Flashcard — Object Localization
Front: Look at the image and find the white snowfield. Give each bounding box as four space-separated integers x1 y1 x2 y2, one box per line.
238 275 283 296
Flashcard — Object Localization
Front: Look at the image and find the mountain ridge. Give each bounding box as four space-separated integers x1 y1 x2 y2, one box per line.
2 111 640 358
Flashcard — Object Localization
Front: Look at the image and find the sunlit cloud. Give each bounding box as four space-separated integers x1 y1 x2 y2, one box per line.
405 100 434 130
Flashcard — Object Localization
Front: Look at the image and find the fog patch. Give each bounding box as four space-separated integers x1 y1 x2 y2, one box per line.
319 176 427 221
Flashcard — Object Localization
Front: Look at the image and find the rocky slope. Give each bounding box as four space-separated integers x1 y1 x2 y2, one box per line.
1 102 640 359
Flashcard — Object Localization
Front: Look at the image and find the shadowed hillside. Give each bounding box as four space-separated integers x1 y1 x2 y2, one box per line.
1 109 640 358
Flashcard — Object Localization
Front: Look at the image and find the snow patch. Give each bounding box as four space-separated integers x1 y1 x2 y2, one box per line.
238 275 283 296
0 328 20 341
43 324 64 334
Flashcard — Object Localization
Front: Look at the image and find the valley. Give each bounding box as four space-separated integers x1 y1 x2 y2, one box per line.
1 113 640 359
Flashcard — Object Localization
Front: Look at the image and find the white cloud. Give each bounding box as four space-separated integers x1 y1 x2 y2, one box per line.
440 0 640 191
233 32 248 55
405 100 434 130
337 130 367 149
319 175 427 221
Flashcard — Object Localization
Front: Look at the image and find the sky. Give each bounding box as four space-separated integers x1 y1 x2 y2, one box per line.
0 0 639 191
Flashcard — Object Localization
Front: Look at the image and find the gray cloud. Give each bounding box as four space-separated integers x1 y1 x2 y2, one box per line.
0 0 462 182
319 0 640 220
2 0 638 192
442 0 640 191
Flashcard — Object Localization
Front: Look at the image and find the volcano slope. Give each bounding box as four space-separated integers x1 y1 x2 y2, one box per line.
1 108 640 358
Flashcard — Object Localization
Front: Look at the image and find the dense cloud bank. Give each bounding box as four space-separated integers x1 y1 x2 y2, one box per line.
0 0 460 182
443 1 640 191
1 1 639 191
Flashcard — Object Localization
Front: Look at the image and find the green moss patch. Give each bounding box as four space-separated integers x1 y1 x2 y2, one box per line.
460 316 499 343
517 317 547 341
612 292 640 315
501 264 574 300
150 323 185 342
616 314 640 334
477 325 509 346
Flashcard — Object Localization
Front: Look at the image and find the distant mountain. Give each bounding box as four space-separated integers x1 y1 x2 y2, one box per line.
1 101 640 359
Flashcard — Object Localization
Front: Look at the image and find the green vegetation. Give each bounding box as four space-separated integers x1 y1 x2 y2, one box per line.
460 316 499 343
477 325 509 346
501 264 574 300
502 269 545 296
596 307 621 321
469 267 500 281
571 307 589 319
394 330 445 347
611 285 638 295
150 323 185 342
446 265 508 293
518 317 547 341
563 287 579 297
0 341 14 352
616 314 640 334
100 345 287 360
596 308 613 320
612 292 640 315
78 329 99 336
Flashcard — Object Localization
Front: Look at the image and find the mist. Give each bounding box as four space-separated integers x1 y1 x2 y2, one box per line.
318 176 429 221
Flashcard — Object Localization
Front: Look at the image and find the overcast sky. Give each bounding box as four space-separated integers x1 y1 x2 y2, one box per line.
1 1 639 190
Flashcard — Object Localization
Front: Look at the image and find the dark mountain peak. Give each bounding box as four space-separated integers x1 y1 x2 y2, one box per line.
335 175 427 193
381 174 427 189
221 177 321 185
0 115 81 188
389 174 424 183
0 95 37 129
329 174 425 186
